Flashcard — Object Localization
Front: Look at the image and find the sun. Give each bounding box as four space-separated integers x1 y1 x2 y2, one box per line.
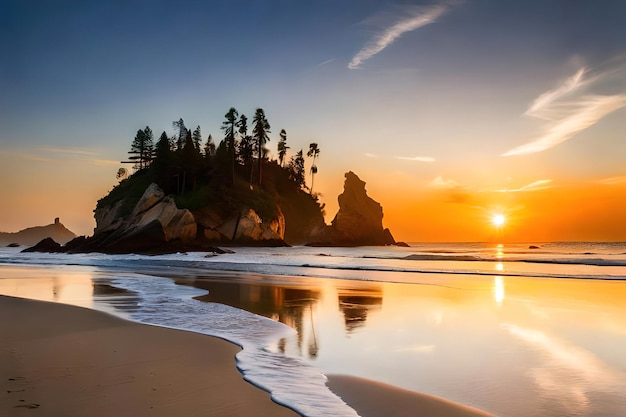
492 214 506 227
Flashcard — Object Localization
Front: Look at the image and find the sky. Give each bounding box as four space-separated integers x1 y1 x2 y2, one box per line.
1 0 626 242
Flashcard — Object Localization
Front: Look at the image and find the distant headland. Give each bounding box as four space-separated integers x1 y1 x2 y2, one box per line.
0 218 76 247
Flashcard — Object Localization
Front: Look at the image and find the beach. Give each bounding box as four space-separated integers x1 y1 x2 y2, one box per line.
0 295 298 417
1 294 493 417
2 243 626 416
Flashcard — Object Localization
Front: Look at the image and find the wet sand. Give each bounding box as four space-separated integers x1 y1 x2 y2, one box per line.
327 375 494 417
0 295 298 417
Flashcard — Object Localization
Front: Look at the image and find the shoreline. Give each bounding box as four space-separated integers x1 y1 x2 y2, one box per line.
1 294 495 417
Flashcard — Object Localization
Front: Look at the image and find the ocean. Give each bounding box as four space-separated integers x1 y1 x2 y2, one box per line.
1 242 625 416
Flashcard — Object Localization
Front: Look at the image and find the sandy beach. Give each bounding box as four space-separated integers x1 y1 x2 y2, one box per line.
1 293 498 417
0 295 299 417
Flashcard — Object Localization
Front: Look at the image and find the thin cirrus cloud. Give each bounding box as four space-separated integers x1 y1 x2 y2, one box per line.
502 63 626 156
496 179 553 193
348 3 452 70
364 153 434 162
395 155 435 162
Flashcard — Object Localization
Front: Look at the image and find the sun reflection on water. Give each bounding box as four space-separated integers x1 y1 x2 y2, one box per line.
494 276 505 304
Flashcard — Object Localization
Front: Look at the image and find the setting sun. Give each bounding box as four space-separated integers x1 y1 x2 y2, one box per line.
492 214 506 227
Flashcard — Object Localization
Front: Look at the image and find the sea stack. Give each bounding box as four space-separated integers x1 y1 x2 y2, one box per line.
325 171 395 246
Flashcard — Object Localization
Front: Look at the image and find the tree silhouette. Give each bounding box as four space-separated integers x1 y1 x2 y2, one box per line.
221 107 239 184
116 167 128 182
173 118 186 151
252 108 271 186
192 126 202 152
289 149 306 187
153 131 176 193
307 143 320 194
203 134 216 158
278 129 289 167
126 126 154 170
237 114 255 185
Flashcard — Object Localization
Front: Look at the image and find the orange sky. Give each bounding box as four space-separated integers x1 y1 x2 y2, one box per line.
2 2 625 242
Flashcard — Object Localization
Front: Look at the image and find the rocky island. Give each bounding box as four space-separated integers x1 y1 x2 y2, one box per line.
24 111 397 254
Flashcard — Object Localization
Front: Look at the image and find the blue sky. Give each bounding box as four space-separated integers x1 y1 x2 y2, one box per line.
2 0 626 240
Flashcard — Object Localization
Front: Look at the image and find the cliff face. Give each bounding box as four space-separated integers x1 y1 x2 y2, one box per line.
86 183 286 252
320 171 395 246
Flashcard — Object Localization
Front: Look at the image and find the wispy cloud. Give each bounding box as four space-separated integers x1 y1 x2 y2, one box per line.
594 175 626 185
37 145 99 157
496 179 552 193
3 145 118 167
364 153 434 161
316 58 336 67
348 3 452 70
503 63 626 156
395 155 435 162
429 175 460 189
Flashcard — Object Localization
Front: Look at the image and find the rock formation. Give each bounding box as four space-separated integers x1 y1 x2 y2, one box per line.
23 172 397 253
314 171 395 246
51 183 288 253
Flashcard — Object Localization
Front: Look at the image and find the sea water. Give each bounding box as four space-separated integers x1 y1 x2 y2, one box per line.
1 242 626 416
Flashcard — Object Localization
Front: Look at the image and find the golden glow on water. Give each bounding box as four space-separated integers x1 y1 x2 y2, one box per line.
0 266 95 308
3 264 626 417
494 276 505 304
495 244 504 259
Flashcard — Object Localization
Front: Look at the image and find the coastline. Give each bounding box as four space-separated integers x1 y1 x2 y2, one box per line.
1 294 495 417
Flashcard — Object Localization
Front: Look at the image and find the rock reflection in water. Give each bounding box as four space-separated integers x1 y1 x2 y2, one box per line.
191 280 321 358
337 287 382 334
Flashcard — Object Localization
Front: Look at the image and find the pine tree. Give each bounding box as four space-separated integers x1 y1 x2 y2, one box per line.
221 107 239 184
126 126 154 170
278 129 289 167
289 149 305 187
252 108 270 186
192 126 202 152
203 134 216 158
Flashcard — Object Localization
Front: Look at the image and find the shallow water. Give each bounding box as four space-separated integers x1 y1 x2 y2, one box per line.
1 243 626 416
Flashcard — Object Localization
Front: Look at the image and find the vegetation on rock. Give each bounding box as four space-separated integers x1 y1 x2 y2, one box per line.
98 107 325 244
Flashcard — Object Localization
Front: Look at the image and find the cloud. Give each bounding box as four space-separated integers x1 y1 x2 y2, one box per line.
595 176 626 185
395 155 435 162
316 58 336 67
348 3 451 70
364 153 379 158
503 63 626 156
496 179 552 193
429 175 460 189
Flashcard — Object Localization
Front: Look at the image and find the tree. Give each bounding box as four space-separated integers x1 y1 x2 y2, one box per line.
221 107 239 184
278 129 289 167
172 118 186 151
288 149 306 187
153 131 176 193
116 167 127 182
237 114 255 184
252 108 270 185
203 134 216 158
307 142 320 194
126 126 154 170
192 126 202 152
